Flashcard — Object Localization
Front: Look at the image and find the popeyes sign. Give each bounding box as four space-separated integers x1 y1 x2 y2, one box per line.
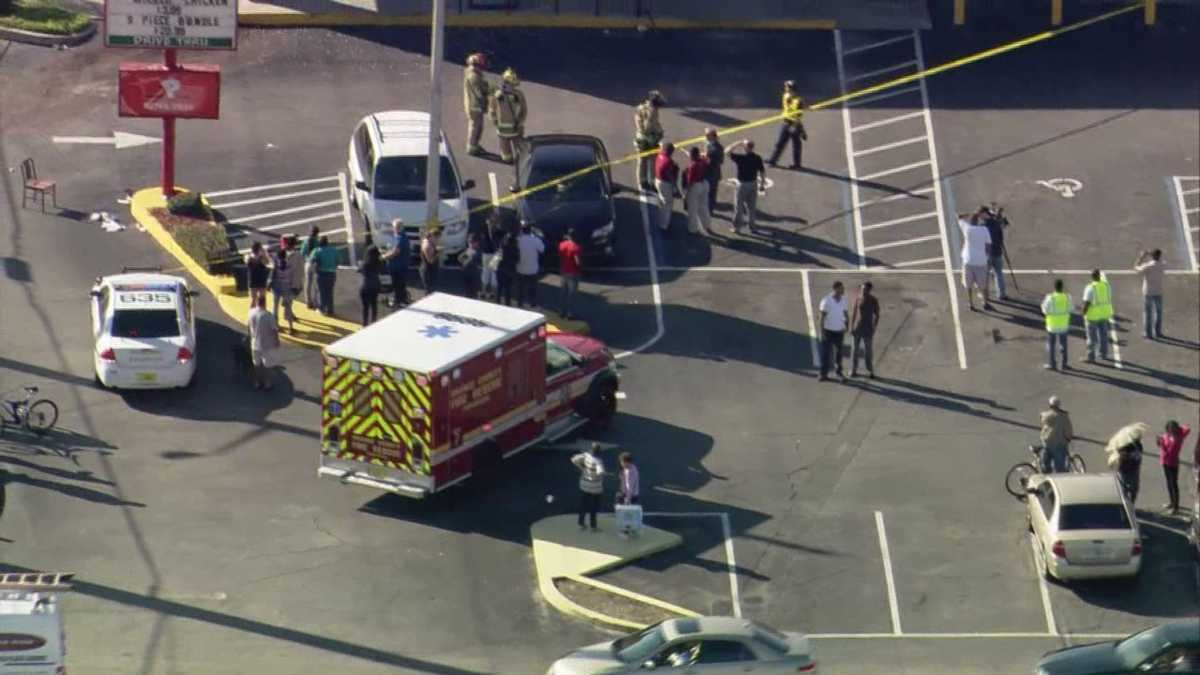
118 62 220 119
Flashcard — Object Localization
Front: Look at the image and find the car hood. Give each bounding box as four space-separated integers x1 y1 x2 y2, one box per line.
1035 641 1122 674
369 197 467 231
517 198 611 238
549 640 625 675
548 333 608 359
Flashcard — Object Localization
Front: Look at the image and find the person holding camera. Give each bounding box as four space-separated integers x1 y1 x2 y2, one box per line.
982 204 1009 301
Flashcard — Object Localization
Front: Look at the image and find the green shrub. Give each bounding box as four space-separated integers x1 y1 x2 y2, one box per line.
0 0 92 35
151 205 234 274
167 191 206 218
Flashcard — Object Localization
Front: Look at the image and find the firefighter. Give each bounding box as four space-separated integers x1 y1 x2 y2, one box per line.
463 53 491 156
633 90 666 190
768 80 807 169
489 68 527 164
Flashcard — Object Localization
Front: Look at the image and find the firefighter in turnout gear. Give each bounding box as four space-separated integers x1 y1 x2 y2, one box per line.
489 68 528 164
768 80 807 168
634 90 666 190
463 53 492 156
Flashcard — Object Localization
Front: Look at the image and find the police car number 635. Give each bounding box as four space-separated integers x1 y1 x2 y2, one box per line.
90 269 199 389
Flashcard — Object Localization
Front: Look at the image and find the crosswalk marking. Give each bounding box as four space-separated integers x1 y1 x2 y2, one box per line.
210 186 340 210
853 135 929 158
858 160 931 182
862 210 940 231
850 111 926 134
205 176 338 198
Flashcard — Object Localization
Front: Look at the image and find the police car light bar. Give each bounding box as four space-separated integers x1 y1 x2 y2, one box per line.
121 265 163 273
0 573 75 591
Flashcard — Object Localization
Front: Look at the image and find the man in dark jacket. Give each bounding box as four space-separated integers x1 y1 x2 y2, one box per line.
704 128 724 213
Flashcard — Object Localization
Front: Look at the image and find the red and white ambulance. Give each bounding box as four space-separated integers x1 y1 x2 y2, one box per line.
318 293 619 497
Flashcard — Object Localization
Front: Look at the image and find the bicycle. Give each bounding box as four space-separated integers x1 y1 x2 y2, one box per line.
1005 444 1086 499
0 386 58 437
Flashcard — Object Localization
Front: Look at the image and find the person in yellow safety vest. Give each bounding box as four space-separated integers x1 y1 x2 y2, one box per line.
1081 268 1114 363
768 80 807 169
1041 278 1072 371
633 90 666 190
463 53 492 157
489 69 527 164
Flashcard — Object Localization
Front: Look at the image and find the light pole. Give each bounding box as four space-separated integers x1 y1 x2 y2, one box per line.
423 0 445 236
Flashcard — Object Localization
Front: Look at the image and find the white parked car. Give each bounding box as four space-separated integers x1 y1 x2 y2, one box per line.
1026 473 1142 581
347 110 476 261
91 269 198 389
547 617 817 674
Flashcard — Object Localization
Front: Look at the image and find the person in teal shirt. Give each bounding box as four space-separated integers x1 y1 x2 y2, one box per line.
308 236 340 315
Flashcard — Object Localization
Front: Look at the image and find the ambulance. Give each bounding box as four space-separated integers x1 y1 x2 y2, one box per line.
0 572 72 674
318 293 619 497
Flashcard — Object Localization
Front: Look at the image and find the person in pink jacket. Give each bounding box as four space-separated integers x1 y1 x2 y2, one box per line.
1157 420 1191 515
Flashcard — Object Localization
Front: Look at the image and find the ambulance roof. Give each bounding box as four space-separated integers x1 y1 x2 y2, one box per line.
325 293 545 373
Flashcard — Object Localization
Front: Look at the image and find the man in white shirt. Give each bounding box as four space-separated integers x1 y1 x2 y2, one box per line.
818 280 849 382
1133 248 1164 339
515 221 545 308
959 209 993 312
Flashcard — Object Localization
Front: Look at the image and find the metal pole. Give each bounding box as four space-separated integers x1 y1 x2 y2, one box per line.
162 48 177 197
423 0 445 235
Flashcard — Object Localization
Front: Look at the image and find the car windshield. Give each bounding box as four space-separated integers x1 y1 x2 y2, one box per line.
374 156 460 201
112 309 180 338
1115 627 1169 667
612 623 667 663
525 161 605 202
1058 503 1131 530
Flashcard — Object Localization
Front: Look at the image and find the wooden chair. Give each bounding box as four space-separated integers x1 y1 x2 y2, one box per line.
20 158 57 212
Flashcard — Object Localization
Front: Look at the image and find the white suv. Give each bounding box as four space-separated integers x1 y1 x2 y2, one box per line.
348 111 476 260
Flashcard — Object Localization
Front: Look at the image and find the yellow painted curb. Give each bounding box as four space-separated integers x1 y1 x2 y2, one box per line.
239 12 836 30
531 514 691 631
130 187 358 349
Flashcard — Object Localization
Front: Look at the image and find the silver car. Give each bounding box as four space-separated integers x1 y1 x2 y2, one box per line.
547 617 817 674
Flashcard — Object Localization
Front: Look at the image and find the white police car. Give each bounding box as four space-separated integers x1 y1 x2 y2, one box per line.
91 268 198 389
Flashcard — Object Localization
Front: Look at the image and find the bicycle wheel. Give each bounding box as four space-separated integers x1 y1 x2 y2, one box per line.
1005 462 1038 499
1069 454 1087 474
24 399 58 435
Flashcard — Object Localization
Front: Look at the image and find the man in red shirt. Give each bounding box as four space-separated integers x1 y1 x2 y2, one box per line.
557 228 583 319
683 146 711 236
653 143 680 232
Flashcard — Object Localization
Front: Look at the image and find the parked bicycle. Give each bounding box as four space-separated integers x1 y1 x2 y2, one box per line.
0 386 58 437
1005 444 1086 499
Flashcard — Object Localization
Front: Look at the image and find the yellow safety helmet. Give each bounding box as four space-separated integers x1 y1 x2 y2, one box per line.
502 68 519 85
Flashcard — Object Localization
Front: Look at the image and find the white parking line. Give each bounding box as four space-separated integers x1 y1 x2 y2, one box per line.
801 269 820 367
914 29 967 372
642 512 741 619
210 186 341 210
256 211 344 232
841 33 913 56
862 233 941 252
853 135 929 158
230 199 344 225
861 210 939 231
1182 187 1200 196
613 191 665 360
1170 176 1198 272
1188 207 1200 214
806 632 1129 640
1139 519 1188 537
204 175 337 198
845 85 922 108
850 110 926 134
874 511 902 635
1029 532 1059 636
858 160 932 182
886 256 945 268
833 30 867 269
845 59 918 83
858 187 936 208
338 172 357 268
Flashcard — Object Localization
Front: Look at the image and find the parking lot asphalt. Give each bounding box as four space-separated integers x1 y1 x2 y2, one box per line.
2 11 1199 674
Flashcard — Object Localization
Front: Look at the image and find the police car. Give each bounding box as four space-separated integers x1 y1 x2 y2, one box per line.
91 268 198 389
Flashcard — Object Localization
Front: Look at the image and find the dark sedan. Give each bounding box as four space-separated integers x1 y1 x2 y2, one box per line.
512 134 619 263
1035 620 1200 674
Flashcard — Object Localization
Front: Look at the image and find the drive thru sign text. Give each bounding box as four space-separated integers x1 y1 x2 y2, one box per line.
105 0 238 50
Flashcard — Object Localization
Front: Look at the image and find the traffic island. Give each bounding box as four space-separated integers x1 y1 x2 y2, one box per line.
131 187 360 348
531 514 698 631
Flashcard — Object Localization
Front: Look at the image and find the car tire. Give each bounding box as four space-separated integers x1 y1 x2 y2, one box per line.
581 378 618 430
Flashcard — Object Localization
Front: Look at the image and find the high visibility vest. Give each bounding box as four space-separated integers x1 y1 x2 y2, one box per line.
463 67 490 115
1084 280 1114 322
491 87 526 137
634 102 663 145
782 92 804 123
1044 292 1070 333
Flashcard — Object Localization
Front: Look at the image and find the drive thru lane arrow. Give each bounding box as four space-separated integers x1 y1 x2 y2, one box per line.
52 131 161 150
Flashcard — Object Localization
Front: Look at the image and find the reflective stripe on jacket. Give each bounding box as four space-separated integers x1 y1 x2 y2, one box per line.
491 87 526 136
782 92 804 123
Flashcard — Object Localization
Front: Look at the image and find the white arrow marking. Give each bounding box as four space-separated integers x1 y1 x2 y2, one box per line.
52 131 162 150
